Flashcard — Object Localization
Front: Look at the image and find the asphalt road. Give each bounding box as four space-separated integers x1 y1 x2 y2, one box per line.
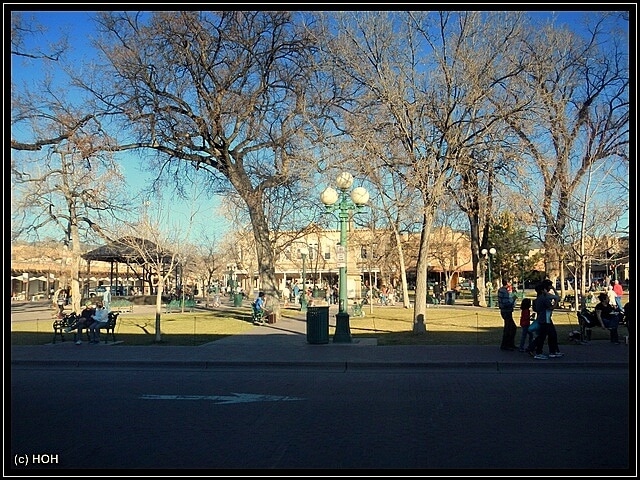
9 363 630 473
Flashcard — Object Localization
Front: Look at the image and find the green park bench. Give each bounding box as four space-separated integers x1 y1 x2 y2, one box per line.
110 299 133 313
350 299 365 317
165 299 196 313
426 295 440 306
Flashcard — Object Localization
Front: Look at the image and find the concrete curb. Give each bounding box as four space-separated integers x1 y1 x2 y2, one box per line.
11 358 628 371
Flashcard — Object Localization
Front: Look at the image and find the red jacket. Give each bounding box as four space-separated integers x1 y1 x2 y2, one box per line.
613 283 624 297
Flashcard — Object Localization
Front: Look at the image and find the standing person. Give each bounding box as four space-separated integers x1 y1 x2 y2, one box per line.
282 284 290 308
594 292 621 344
606 285 617 308
518 297 535 353
102 286 112 312
52 288 64 314
497 279 518 351
292 283 300 306
58 289 67 314
531 280 564 359
542 279 564 358
88 301 109 344
432 282 441 304
612 280 624 311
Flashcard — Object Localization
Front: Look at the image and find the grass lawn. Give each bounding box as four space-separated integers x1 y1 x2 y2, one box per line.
337 305 618 346
11 308 255 346
11 301 622 347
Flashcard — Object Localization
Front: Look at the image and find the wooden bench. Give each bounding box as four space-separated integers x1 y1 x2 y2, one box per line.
52 311 118 344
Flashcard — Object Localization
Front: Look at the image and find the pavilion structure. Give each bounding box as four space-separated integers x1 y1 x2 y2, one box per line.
82 236 178 296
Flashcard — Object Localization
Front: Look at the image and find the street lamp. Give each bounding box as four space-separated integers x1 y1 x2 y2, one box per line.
481 247 496 307
321 172 369 343
299 246 309 313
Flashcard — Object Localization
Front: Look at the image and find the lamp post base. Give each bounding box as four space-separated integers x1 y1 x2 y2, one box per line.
300 297 307 313
333 311 352 343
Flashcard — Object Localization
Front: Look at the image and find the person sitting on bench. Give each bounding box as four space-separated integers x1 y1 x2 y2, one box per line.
88 301 109 344
64 302 96 345
252 291 270 325
594 292 622 345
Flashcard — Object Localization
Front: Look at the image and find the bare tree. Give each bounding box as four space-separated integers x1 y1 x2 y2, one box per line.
561 161 623 309
191 230 223 306
82 11 330 320
11 108 127 314
359 160 423 310
317 11 531 331
430 204 473 291
10 12 67 61
11 12 130 313
505 13 629 295
10 12 95 153
115 201 196 342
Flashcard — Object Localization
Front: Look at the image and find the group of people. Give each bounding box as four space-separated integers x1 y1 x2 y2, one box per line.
498 278 565 358
499 277 628 359
62 288 113 345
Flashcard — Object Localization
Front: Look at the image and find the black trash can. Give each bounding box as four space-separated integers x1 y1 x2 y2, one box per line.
445 291 455 305
306 306 329 344
233 293 243 307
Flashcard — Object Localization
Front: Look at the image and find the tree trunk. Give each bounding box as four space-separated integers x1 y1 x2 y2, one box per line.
247 203 280 321
413 212 434 335
155 281 164 342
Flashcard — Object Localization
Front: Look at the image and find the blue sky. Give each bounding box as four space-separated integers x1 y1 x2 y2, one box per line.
11 10 231 242
11 9 630 242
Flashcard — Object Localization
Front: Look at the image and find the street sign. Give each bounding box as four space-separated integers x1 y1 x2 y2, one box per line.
335 245 346 267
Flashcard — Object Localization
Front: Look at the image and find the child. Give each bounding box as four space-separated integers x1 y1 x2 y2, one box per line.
519 297 534 352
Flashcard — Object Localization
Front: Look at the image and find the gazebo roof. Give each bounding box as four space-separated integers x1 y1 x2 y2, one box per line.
82 236 174 265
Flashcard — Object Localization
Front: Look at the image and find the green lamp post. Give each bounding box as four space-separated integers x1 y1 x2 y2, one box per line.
321 172 369 343
300 246 309 313
482 247 496 307
516 254 529 292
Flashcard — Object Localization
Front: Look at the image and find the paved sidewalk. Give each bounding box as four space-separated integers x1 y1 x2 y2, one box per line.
11 304 631 370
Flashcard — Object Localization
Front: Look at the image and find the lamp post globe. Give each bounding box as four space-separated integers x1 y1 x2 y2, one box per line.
351 187 369 205
321 172 368 343
320 187 339 206
335 172 354 190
